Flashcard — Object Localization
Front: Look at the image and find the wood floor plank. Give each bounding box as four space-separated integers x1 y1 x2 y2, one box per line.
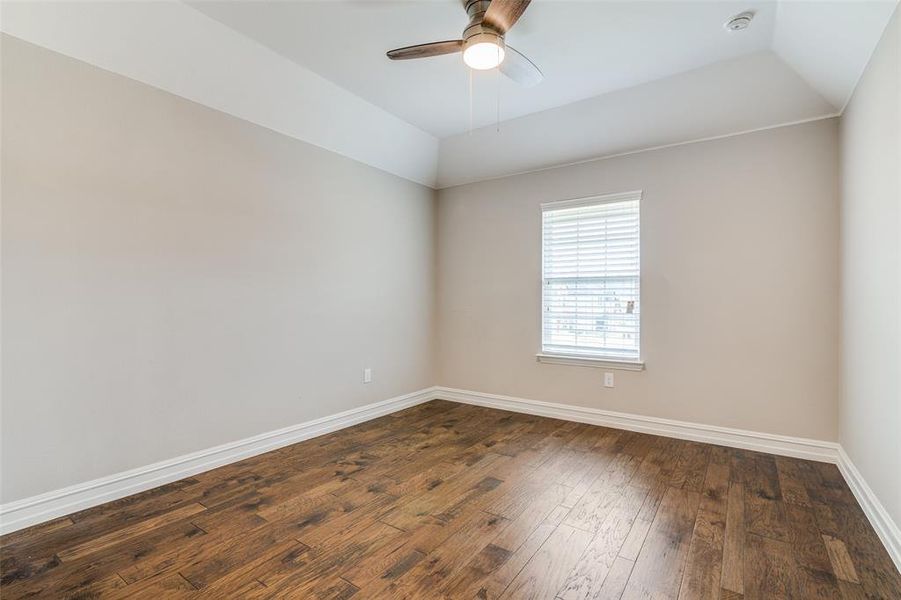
110 571 195 599
743 533 799 599
3 520 206 598
451 505 569 600
590 555 635 600
57 502 207 562
485 477 569 521
219 541 313 592
677 508 725 600
699 461 730 516
620 432 657 460
256 476 357 522
499 523 593 600
829 502 901 596
823 535 861 584
1 401 897 600
620 487 700 600
338 533 417 588
380 454 505 531
677 442 712 492
837 580 868 600
68 478 202 529
617 480 666 562
783 503 843 599
813 463 859 507
720 482 746 596
742 461 792 542
438 543 511 597
298 492 398 548
660 440 694 488
563 454 639 533
248 522 403 597
0 516 74 549
378 511 508 598
179 527 299 589
775 456 813 507
559 451 613 507
316 576 361 599
784 503 833 574
626 457 661 492
116 521 235 585
394 513 509 599
192 540 308 597
487 483 570 548
379 458 469 498
558 484 648 600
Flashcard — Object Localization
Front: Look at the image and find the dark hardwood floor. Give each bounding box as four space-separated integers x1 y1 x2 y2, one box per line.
1 400 899 599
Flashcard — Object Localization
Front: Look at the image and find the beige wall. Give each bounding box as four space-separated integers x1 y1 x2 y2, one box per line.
0 32 857 508
437 119 840 441
0 36 436 503
839 7 900 528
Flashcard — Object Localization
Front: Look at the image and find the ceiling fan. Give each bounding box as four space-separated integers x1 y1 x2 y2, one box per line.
386 0 542 87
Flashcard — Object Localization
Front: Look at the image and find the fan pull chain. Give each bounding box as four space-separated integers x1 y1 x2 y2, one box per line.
468 68 473 135
496 50 500 132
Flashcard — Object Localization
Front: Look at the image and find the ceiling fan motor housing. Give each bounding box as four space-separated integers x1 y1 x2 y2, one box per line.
463 30 505 52
464 0 493 23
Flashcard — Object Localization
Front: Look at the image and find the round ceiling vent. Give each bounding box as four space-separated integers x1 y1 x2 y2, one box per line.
725 11 755 32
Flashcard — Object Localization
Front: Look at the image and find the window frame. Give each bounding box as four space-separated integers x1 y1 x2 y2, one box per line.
537 191 645 371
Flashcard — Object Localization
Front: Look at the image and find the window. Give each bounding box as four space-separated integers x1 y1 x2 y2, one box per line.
540 191 642 367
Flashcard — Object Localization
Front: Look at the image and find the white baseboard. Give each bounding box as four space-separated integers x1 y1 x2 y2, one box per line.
434 386 840 463
836 447 901 573
4 384 898 576
0 387 437 535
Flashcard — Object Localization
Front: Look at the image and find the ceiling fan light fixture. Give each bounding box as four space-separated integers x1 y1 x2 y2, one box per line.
463 33 505 70
385 0 542 85
464 42 505 69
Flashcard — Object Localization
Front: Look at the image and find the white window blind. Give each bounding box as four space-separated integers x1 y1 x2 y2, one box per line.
542 192 641 361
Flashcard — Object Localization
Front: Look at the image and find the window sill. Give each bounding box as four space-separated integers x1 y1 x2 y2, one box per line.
535 353 645 371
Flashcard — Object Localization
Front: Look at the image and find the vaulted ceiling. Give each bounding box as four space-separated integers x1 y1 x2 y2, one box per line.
2 0 898 187
191 0 889 137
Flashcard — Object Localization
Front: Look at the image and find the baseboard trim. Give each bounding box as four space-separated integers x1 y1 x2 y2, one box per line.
433 386 840 463
0 387 437 535
836 447 901 572
5 385 898 575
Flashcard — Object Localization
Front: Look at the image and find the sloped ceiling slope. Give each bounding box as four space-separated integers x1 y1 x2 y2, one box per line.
773 0 899 111
0 0 439 187
2 1 897 188
437 51 837 187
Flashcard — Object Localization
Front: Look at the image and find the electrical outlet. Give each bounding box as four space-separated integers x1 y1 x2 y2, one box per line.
363 368 372 384
604 372 614 388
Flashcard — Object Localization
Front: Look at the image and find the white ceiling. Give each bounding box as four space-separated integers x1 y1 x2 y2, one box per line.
3 0 897 187
191 0 895 139
773 0 899 109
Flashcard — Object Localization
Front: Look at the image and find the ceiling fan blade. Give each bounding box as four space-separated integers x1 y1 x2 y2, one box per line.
387 40 464 60
500 46 542 87
482 0 531 34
